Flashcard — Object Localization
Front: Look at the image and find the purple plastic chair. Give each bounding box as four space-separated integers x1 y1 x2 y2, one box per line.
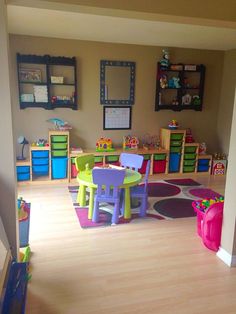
120 153 144 171
130 160 151 217
92 168 126 224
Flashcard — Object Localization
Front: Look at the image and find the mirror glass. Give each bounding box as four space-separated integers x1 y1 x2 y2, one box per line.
100 60 135 105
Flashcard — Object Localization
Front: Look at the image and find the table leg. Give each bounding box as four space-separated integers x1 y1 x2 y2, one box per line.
124 187 131 219
88 187 95 219
78 184 86 206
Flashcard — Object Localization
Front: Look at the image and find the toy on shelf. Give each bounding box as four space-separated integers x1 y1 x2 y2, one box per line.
168 77 181 89
96 137 115 152
31 139 49 147
185 128 195 143
192 95 201 106
47 118 72 130
199 142 207 154
182 93 192 105
168 119 179 130
123 135 139 150
160 75 168 89
212 153 227 175
142 134 160 150
159 48 170 69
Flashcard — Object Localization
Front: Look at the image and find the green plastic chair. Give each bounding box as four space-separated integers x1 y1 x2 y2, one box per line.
75 154 95 204
75 154 95 172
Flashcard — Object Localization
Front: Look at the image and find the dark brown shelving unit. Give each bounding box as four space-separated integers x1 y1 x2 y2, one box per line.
155 62 205 111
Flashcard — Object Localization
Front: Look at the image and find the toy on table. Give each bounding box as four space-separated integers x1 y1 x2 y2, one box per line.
185 128 195 143
199 142 207 154
160 48 170 69
168 119 179 130
142 134 160 150
123 135 139 150
96 137 115 152
47 118 72 130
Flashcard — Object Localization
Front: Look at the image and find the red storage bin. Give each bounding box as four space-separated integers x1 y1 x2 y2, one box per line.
139 160 148 174
71 163 78 178
153 160 166 174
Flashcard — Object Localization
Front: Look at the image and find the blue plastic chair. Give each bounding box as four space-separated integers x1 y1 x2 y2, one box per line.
120 153 144 171
130 159 151 217
92 168 126 224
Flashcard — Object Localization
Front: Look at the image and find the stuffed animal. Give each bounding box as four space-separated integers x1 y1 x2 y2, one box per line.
160 48 170 68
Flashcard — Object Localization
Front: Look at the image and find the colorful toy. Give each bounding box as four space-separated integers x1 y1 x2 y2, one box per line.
160 75 168 88
142 134 160 150
47 118 72 130
123 135 139 150
199 142 207 154
160 48 170 68
168 77 181 88
212 154 227 175
185 128 195 143
168 119 179 129
96 137 115 152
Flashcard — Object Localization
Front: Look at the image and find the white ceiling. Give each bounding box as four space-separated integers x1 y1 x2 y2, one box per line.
7 2 236 51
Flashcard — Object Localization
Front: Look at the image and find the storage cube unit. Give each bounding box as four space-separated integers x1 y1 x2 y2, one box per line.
197 155 212 173
16 165 30 181
49 130 69 180
31 148 49 178
182 144 199 173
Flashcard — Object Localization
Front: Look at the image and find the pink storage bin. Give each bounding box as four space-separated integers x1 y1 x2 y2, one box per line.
153 160 166 174
202 202 224 252
71 163 78 178
192 202 205 237
139 160 148 174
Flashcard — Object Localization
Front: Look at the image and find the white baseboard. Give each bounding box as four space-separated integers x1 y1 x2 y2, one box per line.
217 247 236 267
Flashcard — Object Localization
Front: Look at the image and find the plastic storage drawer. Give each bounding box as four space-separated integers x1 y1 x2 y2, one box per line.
169 153 181 172
17 173 30 181
184 146 197 153
153 160 166 173
184 153 196 160
154 154 166 161
51 143 68 150
184 160 196 166
32 158 49 165
139 155 151 174
51 135 67 142
32 165 49 175
31 150 49 158
170 133 184 140
198 159 210 166
16 166 30 174
106 155 119 162
170 140 182 146
183 165 195 172
51 150 67 157
170 146 182 153
52 157 68 179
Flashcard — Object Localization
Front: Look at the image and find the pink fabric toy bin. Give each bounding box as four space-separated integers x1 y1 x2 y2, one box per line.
192 201 224 252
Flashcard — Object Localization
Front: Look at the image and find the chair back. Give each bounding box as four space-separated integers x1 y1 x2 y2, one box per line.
92 168 125 199
143 160 151 193
120 153 144 171
75 154 94 172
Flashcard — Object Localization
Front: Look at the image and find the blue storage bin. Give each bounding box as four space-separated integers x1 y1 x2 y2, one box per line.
32 165 49 175
51 157 68 179
169 153 181 172
32 158 49 166
198 159 210 166
16 166 30 174
17 173 30 181
197 165 209 172
31 150 49 158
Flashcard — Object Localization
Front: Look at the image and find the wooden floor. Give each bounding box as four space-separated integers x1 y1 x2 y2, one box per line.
17 173 236 314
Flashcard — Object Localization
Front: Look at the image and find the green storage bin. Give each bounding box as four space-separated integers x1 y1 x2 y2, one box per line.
51 135 68 143
106 155 119 162
154 154 166 161
94 156 103 163
170 147 182 153
51 142 67 150
170 140 182 147
184 160 196 166
184 146 197 153
184 153 196 160
51 150 68 157
183 165 195 172
142 154 151 160
170 133 184 140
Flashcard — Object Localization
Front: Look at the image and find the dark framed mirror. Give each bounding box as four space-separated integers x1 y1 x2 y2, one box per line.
100 60 135 105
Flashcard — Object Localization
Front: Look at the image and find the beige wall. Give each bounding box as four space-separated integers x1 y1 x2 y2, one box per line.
10 35 224 154
217 50 236 155
0 0 18 258
39 0 236 23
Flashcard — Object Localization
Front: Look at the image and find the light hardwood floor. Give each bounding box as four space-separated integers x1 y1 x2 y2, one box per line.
17 173 236 314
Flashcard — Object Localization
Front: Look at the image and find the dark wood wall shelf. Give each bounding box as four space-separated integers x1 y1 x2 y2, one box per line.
155 62 205 111
17 53 78 110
